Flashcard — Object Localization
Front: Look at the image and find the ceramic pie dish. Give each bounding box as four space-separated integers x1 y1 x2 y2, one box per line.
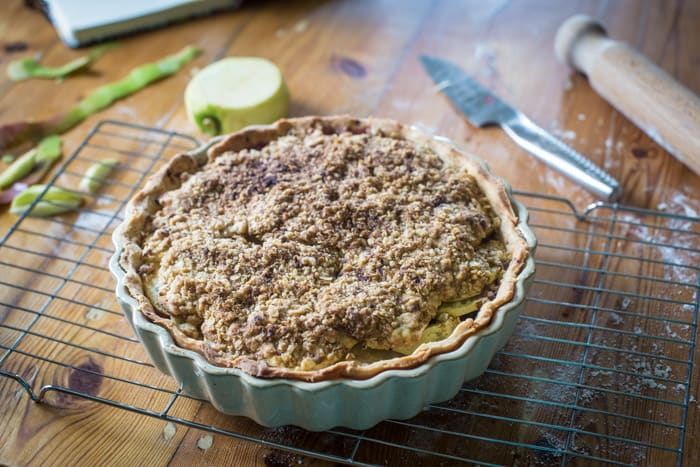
110 116 536 430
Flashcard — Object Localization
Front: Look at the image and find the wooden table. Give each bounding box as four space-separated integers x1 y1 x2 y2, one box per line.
1 0 699 465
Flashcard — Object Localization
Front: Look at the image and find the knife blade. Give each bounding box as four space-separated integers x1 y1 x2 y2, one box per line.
420 55 621 202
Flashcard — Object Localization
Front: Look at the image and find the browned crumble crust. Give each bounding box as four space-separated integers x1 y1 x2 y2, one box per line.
118 116 529 381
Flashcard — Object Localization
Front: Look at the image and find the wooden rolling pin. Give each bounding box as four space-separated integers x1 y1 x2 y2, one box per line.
554 15 700 176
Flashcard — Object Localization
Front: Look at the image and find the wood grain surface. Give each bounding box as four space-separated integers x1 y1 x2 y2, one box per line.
0 0 699 466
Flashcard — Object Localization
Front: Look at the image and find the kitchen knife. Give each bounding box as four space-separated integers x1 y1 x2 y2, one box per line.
420 55 621 202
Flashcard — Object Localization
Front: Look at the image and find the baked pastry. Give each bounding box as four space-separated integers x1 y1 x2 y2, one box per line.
118 116 529 382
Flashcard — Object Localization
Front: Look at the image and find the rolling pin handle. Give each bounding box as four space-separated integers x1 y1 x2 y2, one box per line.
554 15 607 73
554 14 700 178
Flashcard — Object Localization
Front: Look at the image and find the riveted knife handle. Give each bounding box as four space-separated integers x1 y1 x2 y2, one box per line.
502 114 621 201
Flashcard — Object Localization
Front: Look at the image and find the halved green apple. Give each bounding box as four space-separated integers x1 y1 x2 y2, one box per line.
185 57 289 136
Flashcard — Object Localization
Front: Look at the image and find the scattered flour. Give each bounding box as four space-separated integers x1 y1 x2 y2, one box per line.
162 422 177 441
293 18 310 33
548 120 577 141
85 303 105 321
608 312 623 325
664 322 679 339
197 434 213 450
653 363 672 379
275 17 311 38
671 193 699 218
641 378 665 390
618 213 700 285
561 130 576 140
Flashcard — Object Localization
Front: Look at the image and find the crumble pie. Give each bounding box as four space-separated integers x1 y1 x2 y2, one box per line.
118 116 528 381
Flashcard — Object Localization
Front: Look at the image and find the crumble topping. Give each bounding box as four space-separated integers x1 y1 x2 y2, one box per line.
138 124 509 371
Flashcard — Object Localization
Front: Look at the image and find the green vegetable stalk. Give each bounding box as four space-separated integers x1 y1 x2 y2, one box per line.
80 159 118 193
10 184 83 216
0 135 61 189
7 43 118 81
0 46 201 150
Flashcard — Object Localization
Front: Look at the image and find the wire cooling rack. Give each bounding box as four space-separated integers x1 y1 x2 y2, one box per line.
1 120 699 466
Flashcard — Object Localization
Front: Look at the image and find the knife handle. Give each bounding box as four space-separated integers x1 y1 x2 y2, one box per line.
555 15 700 177
502 115 621 201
